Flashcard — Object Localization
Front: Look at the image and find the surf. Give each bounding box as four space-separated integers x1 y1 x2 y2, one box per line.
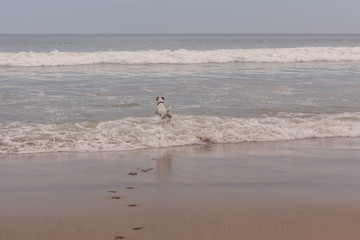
1 47 360 67
1 113 360 154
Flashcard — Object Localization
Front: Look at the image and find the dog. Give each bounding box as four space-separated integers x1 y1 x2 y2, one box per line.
156 96 172 122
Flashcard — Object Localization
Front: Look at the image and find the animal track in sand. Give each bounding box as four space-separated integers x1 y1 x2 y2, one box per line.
133 227 144 231
108 190 118 193
127 166 154 176
115 236 125 239
128 204 138 207
111 196 121 199
126 186 136 190
141 168 154 172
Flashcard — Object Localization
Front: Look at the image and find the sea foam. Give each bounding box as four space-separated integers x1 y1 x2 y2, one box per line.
1 47 360 67
1 113 359 154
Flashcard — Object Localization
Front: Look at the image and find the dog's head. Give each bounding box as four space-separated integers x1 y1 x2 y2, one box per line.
156 96 165 103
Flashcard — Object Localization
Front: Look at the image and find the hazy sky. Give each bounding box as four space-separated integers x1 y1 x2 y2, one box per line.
1 0 359 34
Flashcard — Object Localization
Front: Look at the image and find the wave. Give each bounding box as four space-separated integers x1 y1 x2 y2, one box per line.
1 47 360 67
1 113 360 154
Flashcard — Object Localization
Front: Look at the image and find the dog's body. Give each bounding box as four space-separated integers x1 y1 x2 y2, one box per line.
156 96 172 122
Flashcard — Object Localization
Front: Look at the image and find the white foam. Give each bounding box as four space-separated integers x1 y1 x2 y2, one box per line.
1 47 360 67
1 113 360 154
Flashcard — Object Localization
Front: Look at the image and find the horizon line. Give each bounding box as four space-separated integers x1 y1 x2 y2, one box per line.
1 32 360 35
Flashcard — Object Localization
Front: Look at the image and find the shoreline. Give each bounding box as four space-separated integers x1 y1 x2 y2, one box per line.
0 137 360 239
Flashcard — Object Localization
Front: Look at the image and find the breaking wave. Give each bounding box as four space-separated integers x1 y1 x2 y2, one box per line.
1 47 360 67
1 113 360 154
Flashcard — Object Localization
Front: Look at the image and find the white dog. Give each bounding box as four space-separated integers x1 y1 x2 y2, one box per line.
156 96 172 122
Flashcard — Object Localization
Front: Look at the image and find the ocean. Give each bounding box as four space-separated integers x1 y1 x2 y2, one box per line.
1 34 360 154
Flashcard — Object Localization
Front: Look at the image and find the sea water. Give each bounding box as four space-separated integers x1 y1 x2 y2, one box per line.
1 34 360 153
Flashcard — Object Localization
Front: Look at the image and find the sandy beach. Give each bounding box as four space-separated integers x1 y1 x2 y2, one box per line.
1 137 360 240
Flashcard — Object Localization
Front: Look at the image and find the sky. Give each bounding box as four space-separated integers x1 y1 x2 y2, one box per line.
1 0 360 34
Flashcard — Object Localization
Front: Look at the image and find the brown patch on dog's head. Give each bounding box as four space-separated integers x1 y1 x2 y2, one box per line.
156 96 165 102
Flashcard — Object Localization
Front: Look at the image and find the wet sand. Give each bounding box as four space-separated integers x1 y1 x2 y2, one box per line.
0 137 360 240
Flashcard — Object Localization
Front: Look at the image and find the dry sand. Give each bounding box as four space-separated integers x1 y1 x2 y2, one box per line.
0 137 360 240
